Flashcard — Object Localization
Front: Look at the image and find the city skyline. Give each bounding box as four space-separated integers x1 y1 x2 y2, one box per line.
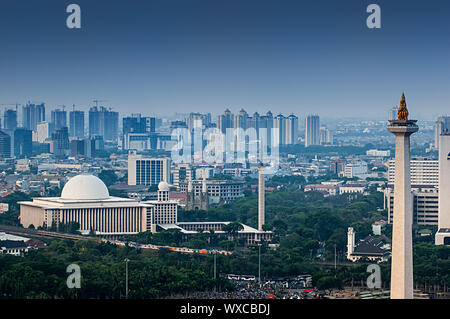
0 0 449 119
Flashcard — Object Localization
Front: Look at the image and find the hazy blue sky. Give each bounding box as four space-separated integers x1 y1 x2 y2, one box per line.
0 0 449 119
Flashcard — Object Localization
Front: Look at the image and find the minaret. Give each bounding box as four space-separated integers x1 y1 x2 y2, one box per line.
387 93 418 299
258 140 265 231
347 227 355 260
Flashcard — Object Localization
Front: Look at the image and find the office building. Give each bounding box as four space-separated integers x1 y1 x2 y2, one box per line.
172 164 194 189
386 185 438 225
36 122 53 143
343 161 368 179
180 179 244 210
305 115 320 147
13 128 32 158
0 131 11 158
128 151 171 186
388 158 438 187
69 110 85 139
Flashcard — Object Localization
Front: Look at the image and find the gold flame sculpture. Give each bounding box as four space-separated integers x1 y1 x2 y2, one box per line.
398 93 409 120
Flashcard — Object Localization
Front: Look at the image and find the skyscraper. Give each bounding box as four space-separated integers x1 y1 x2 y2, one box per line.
387 93 418 299
217 109 234 134
434 116 450 149
305 115 320 147
36 122 53 143
14 128 32 158
285 114 299 145
0 130 11 158
51 109 67 131
89 106 119 142
273 114 285 145
51 127 70 157
22 103 45 131
3 109 17 131
69 110 85 139
123 114 155 135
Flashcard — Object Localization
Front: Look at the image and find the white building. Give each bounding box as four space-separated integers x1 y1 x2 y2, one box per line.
128 151 171 186
366 149 390 157
36 122 52 143
172 164 193 189
339 184 366 195
143 181 179 233
19 174 154 235
343 161 368 179
388 158 438 187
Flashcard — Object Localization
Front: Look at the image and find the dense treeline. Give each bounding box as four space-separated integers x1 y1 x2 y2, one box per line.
0 239 229 299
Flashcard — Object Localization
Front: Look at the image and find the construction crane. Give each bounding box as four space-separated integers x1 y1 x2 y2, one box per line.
92 99 108 108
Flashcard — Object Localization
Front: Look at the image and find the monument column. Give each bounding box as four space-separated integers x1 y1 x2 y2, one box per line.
387 93 418 299
258 162 265 231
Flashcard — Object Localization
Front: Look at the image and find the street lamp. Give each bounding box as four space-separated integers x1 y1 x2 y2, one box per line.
124 258 130 299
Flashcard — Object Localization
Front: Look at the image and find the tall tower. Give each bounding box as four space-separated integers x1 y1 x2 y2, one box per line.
258 140 265 231
435 133 450 245
347 227 355 260
387 93 418 299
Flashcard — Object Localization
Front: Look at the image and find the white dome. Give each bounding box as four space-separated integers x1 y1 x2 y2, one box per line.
61 174 110 200
158 181 170 191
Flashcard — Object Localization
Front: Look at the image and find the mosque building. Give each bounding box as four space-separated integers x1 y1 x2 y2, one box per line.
19 174 272 244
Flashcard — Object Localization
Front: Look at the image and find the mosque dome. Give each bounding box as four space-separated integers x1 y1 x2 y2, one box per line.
158 181 170 191
61 174 110 200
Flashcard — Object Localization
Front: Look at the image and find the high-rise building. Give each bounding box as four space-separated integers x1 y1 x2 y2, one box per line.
22 103 45 131
14 128 33 158
51 109 67 131
123 114 155 135
273 114 285 145
387 93 418 299
0 130 11 158
434 116 450 149
36 122 53 143
305 115 320 147
234 109 248 130
217 109 234 134
70 139 85 157
51 127 70 157
319 126 333 145
88 106 119 142
285 114 299 145
128 151 171 186
435 133 450 245
389 106 399 121
3 109 17 131
69 110 85 139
